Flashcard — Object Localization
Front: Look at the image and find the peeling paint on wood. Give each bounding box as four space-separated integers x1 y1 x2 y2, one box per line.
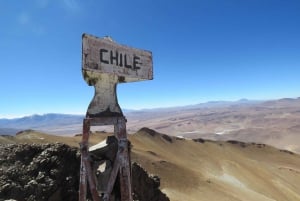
82 33 153 83
82 33 153 118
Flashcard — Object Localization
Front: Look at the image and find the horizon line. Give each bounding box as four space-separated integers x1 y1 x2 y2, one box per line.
2 96 299 120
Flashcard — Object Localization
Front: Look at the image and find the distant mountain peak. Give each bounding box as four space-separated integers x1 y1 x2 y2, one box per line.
238 98 249 102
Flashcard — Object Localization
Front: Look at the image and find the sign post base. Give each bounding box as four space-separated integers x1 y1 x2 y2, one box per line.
79 116 132 201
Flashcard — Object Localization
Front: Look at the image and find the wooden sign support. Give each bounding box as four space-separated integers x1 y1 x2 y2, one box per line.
79 117 132 201
79 34 153 201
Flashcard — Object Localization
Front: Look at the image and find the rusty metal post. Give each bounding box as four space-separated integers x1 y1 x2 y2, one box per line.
102 153 120 201
79 119 89 201
79 119 101 201
115 118 132 201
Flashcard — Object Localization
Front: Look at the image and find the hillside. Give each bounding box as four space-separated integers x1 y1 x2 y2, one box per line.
131 128 300 201
1 129 300 201
126 97 300 154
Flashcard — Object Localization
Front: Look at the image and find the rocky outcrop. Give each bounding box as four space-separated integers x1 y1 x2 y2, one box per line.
132 162 170 201
0 143 169 201
0 143 80 201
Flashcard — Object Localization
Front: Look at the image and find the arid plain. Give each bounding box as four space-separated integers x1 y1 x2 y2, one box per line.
126 98 300 154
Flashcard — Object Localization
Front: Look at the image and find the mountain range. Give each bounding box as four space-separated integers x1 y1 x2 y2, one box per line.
1 97 300 154
0 113 84 135
0 99 260 135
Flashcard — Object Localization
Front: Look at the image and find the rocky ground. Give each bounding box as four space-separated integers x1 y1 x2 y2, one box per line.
0 143 169 201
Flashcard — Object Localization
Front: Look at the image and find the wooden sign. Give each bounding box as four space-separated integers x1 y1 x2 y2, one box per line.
82 33 153 83
82 33 153 117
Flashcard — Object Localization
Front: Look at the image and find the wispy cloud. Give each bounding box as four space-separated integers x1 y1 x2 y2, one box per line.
17 12 45 35
36 0 82 13
35 0 49 8
15 0 81 35
18 12 31 25
62 0 81 12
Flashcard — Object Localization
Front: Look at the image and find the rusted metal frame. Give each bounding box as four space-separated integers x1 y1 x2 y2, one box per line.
79 118 102 201
80 116 132 201
79 150 87 201
79 119 90 201
102 116 132 201
115 118 133 201
102 150 121 201
118 140 132 201
85 158 101 201
88 116 126 126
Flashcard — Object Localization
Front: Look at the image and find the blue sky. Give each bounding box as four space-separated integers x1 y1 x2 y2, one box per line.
1 0 300 118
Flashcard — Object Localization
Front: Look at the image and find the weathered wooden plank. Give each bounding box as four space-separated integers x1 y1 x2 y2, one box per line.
82 33 153 117
82 33 153 83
